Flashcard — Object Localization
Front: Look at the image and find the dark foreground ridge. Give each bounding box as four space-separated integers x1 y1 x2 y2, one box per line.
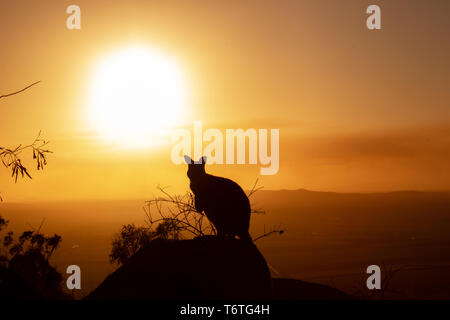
86 238 350 300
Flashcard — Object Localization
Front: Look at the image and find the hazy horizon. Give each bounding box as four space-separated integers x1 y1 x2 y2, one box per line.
2 187 450 204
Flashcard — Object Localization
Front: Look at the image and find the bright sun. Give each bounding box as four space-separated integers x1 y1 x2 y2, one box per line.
88 46 187 148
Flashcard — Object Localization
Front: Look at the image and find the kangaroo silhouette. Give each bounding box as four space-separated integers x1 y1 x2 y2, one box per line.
184 155 251 241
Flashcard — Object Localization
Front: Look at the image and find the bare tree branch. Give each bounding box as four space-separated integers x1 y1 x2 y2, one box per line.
0 81 41 100
110 184 285 265
253 225 285 242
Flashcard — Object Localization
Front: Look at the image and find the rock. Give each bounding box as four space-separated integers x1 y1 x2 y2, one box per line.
272 278 351 300
86 238 272 300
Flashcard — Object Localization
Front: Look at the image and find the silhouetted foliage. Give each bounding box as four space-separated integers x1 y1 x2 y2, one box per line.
110 183 285 266
0 216 67 299
0 131 51 184
109 224 154 265
109 220 185 265
0 82 63 298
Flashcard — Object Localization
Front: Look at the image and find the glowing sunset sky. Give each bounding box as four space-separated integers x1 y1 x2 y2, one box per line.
1 0 450 201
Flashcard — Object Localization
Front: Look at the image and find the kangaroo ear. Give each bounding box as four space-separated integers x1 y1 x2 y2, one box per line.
201 156 207 164
184 155 192 164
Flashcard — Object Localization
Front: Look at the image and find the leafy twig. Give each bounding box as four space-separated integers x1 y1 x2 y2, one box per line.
0 131 52 183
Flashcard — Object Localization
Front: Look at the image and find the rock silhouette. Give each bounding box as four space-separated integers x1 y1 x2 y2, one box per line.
86 238 350 300
87 238 272 299
272 278 350 300
87 238 271 300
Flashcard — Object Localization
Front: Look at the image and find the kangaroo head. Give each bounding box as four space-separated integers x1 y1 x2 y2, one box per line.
184 155 207 180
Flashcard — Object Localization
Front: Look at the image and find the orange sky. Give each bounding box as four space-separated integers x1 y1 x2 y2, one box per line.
1 0 450 202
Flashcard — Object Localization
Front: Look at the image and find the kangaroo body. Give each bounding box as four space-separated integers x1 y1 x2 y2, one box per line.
184 156 251 240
